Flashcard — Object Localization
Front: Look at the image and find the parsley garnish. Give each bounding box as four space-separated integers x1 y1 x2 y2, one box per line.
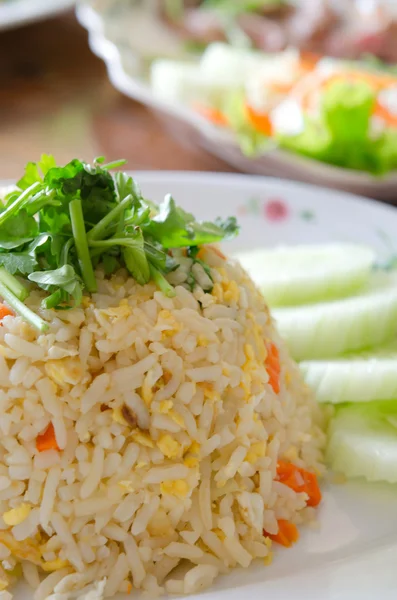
0 156 239 332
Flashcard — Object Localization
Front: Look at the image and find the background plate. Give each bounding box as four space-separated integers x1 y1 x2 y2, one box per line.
9 171 397 600
0 0 75 31
76 1 397 201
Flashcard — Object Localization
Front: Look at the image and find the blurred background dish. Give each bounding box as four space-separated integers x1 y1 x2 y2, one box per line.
76 0 397 199
0 0 75 30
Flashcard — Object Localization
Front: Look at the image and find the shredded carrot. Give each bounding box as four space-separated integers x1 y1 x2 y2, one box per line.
299 51 320 72
264 519 299 547
0 304 13 322
374 100 397 127
36 423 60 453
277 460 322 507
245 103 273 136
193 103 228 127
265 342 280 394
300 69 397 113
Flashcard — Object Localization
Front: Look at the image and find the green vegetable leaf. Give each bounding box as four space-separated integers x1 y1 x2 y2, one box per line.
17 162 42 190
144 194 239 248
322 79 375 143
0 253 37 275
0 210 39 250
28 264 83 307
0 155 239 326
38 154 57 176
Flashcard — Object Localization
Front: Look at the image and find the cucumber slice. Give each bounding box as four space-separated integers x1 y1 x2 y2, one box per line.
273 272 397 361
235 244 375 306
327 404 397 483
301 342 397 404
199 43 266 84
150 56 242 107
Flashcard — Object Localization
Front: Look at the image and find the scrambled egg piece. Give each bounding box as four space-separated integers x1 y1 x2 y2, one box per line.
202 385 220 402
169 410 184 427
101 301 131 320
160 479 189 498
41 558 69 572
112 407 128 425
246 441 267 464
211 283 223 303
158 310 181 338
132 432 154 448
3 504 31 527
223 280 240 303
45 358 83 386
197 335 208 347
183 456 199 468
0 532 42 565
157 435 181 459
184 440 200 468
159 400 173 414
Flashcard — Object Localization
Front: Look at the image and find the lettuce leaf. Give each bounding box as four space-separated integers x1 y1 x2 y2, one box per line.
279 79 397 175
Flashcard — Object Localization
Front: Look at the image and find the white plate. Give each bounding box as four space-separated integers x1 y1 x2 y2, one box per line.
10 171 397 600
0 0 75 31
75 0 397 201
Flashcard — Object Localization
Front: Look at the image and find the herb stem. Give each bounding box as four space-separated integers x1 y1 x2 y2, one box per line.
149 264 176 298
0 182 41 225
89 237 140 249
102 159 127 170
0 280 48 332
0 268 28 301
69 199 97 293
87 194 133 241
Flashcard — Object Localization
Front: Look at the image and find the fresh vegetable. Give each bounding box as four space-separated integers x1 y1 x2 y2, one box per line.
301 341 397 404
273 271 397 361
193 103 229 126
277 461 322 507
265 342 280 394
0 156 238 331
222 91 272 156
235 244 375 306
264 520 299 547
151 41 397 174
327 403 397 483
36 423 60 453
0 304 13 321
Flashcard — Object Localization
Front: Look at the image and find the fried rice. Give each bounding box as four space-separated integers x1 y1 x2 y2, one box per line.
0 245 325 600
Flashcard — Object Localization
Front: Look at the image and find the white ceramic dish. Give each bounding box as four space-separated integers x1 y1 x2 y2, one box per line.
75 0 397 201
0 0 75 31
8 171 397 600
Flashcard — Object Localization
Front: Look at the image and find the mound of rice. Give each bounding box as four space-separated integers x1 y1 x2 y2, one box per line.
0 246 325 600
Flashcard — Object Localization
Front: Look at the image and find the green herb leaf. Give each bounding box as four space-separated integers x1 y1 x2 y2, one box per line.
0 253 37 275
145 194 239 248
0 210 39 250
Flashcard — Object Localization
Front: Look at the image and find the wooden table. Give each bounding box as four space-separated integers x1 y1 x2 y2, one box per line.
0 11 234 181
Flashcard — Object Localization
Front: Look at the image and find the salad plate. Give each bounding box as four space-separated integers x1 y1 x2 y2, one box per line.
76 0 397 201
0 0 75 31
6 169 397 600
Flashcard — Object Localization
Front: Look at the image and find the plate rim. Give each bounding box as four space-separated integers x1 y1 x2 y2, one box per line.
4 169 397 217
